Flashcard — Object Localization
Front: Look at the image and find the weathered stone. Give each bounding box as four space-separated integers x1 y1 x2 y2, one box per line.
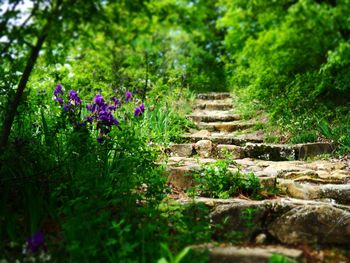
166 156 217 167
216 144 244 159
189 111 241 123
192 129 212 137
268 205 350 245
197 92 231 100
296 142 334 159
243 143 296 161
279 170 319 180
204 245 302 263
195 140 213 158
278 180 320 200
182 133 250 145
166 166 197 189
319 184 350 205
165 157 276 190
234 132 265 143
195 99 233 111
169 144 194 157
210 201 268 242
197 121 256 133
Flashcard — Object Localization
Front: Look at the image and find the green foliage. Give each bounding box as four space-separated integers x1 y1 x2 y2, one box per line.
190 160 261 199
140 89 194 145
217 0 350 149
157 244 190 263
269 254 296 263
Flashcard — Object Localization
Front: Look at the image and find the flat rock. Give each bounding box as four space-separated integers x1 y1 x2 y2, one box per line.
194 139 213 158
165 157 276 190
234 132 265 143
243 143 296 161
191 197 350 245
278 180 320 200
191 129 212 137
269 204 350 245
182 133 249 145
166 165 198 189
188 110 241 123
197 121 256 133
318 184 350 205
278 180 350 204
197 92 231 100
198 245 302 263
296 142 335 159
215 144 244 159
234 159 349 176
169 144 194 157
195 99 233 111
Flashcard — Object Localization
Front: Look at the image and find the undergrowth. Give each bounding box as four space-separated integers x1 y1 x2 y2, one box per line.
189 160 276 199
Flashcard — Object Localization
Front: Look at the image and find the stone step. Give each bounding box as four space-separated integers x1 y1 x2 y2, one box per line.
242 143 295 161
188 111 241 123
193 244 302 263
165 157 350 202
197 92 231 100
197 121 256 133
243 142 334 160
278 181 350 205
169 141 334 161
166 157 277 190
181 133 259 145
195 100 233 111
179 197 350 245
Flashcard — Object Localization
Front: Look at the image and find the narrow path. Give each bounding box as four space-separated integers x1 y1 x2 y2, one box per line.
165 92 350 262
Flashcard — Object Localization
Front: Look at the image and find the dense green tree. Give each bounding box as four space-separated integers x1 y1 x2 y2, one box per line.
0 0 104 149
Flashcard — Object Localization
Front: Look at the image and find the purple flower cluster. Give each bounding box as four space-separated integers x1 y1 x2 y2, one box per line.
53 86 145 144
26 231 45 254
134 103 145 117
53 84 81 112
86 94 120 143
53 84 64 105
86 94 119 125
125 91 132 101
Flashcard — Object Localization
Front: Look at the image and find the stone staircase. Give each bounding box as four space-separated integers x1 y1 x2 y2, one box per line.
164 92 350 262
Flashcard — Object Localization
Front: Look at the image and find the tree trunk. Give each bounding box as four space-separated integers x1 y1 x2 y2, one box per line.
0 25 49 150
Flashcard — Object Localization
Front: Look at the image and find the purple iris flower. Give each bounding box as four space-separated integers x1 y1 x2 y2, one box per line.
134 107 142 117
54 84 63 96
86 116 93 122
86 104 93 111
110 97 120 107
63 104 70 111
69 90 77 99
26 231 45 254
94 94 105 106
125 91 132 101
108 105 117 111
68 90 81 105
55 97 63 105
139 103 145 113
98 111 110 122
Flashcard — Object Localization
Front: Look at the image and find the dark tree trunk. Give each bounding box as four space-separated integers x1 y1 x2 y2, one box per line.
0 26 49 150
